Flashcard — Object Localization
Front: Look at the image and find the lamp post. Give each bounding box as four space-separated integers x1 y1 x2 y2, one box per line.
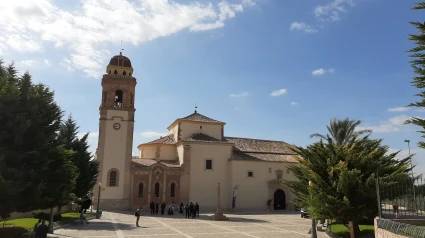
404 139 416 210
309 181 317 238
96 182 102 219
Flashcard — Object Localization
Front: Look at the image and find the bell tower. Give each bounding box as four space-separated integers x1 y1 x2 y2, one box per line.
95 52 136 210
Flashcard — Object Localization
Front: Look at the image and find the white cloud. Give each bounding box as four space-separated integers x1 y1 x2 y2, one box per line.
388 107 410 112
312 68 326 76
44 59 52 67
140 131 168 138
312 68 334 76
315 0 355 22
0 0 256 78
291 102 298 106
356 115 413 133
270 88 287 97
235 107 240 110
19 60 38 67
230 91 249 98
290 22 317 33
291 0 355 33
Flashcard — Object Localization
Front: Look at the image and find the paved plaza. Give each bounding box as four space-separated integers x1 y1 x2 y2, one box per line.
49 211 328 238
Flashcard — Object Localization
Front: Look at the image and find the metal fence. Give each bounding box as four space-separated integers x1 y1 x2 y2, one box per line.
377 218 425 237
377 174 425 219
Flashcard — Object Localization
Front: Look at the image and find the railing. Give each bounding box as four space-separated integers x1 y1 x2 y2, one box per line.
377 218 425 237
102 74 136 80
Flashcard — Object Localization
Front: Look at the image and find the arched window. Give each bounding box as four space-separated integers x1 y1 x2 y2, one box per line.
108 70 111 74
138 183 143 197
170 183 175 198
109 171 117 186
113 70 117 74
114 90 123 108
129 72 132 76
154 183 159 197
123 71 126 75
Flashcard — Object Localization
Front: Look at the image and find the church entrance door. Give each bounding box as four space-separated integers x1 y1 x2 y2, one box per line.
273 189 286 210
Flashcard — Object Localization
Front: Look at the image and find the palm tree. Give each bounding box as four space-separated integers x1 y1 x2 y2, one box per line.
310 118 372 146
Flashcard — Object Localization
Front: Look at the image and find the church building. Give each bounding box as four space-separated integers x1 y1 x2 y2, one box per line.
93 53 299 211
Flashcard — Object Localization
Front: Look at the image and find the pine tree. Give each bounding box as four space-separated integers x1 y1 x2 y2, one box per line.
57 115 99 199
284 132 411 238
406 2 425 147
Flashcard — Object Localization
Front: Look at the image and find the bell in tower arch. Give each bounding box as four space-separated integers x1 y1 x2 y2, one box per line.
114 90 123 108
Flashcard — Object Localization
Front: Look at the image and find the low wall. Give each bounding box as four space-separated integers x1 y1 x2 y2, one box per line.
8 205 73 220
374 217 408 238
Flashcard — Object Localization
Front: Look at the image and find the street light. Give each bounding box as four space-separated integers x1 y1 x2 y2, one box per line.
309 181 317 238
96 182 102 219
404 139 416 210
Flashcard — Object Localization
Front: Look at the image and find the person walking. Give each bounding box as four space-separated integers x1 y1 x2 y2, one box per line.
155 203 159 214
80 211 89 224
135 206 142 227
35 220 48 238
195 202 200 218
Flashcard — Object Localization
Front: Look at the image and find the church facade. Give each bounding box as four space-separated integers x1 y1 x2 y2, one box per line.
93 54 299 212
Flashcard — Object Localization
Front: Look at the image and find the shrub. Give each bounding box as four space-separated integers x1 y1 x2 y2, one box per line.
32 211 62 222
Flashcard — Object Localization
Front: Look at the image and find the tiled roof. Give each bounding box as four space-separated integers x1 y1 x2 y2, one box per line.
225 137 298 163
132 158 181 168
231 152 298 163
140 134 175 145
183 133 229 143
225 137 297 154
178 112 224 124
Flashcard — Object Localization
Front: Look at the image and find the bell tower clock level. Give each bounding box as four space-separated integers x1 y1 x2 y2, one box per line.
96 52 136 210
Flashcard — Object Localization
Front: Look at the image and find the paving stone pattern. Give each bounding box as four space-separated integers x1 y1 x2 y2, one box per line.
48 211 328 238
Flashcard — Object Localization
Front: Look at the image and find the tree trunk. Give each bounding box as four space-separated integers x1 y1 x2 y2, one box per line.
48 207 54 234
348 220 360 238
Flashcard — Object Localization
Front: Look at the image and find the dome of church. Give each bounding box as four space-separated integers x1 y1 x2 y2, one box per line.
108 52 132 68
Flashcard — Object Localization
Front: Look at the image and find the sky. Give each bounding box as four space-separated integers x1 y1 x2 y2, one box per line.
1 0 424 174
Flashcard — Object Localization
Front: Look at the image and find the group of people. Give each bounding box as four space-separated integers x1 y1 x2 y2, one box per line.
149 201 174 215
135 201 200 226
179 202 199 219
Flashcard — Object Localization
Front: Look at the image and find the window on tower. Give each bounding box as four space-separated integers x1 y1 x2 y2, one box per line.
114 70 117 74
170 183 175 197
115 90 123 108
123 71 126 75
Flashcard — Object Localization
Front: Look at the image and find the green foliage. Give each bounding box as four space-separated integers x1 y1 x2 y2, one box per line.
32 211 62 222
57 115 99 199
310 118 372 146
406 2 425 148
0 60 81 218
284 133 411 223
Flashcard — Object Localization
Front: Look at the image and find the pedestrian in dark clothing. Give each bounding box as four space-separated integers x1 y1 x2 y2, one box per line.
33 219 41 235
135 206 142 227
150 202 154 215
155 203 159 214
161 202 166 215
185 204 189 218
179 203 184 215
189 202 194 219
195 202 200 218
35 220 48 238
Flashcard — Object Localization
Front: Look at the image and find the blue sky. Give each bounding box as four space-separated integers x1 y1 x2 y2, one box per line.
1 0 424 173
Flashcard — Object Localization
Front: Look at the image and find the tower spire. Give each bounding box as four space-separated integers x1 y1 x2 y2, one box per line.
194 103 198 113
120 40 124 55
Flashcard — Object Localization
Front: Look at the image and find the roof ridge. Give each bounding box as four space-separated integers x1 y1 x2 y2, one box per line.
225 136 294 145
235 151 297 155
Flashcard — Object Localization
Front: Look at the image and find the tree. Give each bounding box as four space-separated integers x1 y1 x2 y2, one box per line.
284 133 411 238
310 118 372 146
406 2 425 148
57 115 99 200
0 61 79 231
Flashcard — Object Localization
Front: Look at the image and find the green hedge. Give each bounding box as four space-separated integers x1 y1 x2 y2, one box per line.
32 211 62 222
